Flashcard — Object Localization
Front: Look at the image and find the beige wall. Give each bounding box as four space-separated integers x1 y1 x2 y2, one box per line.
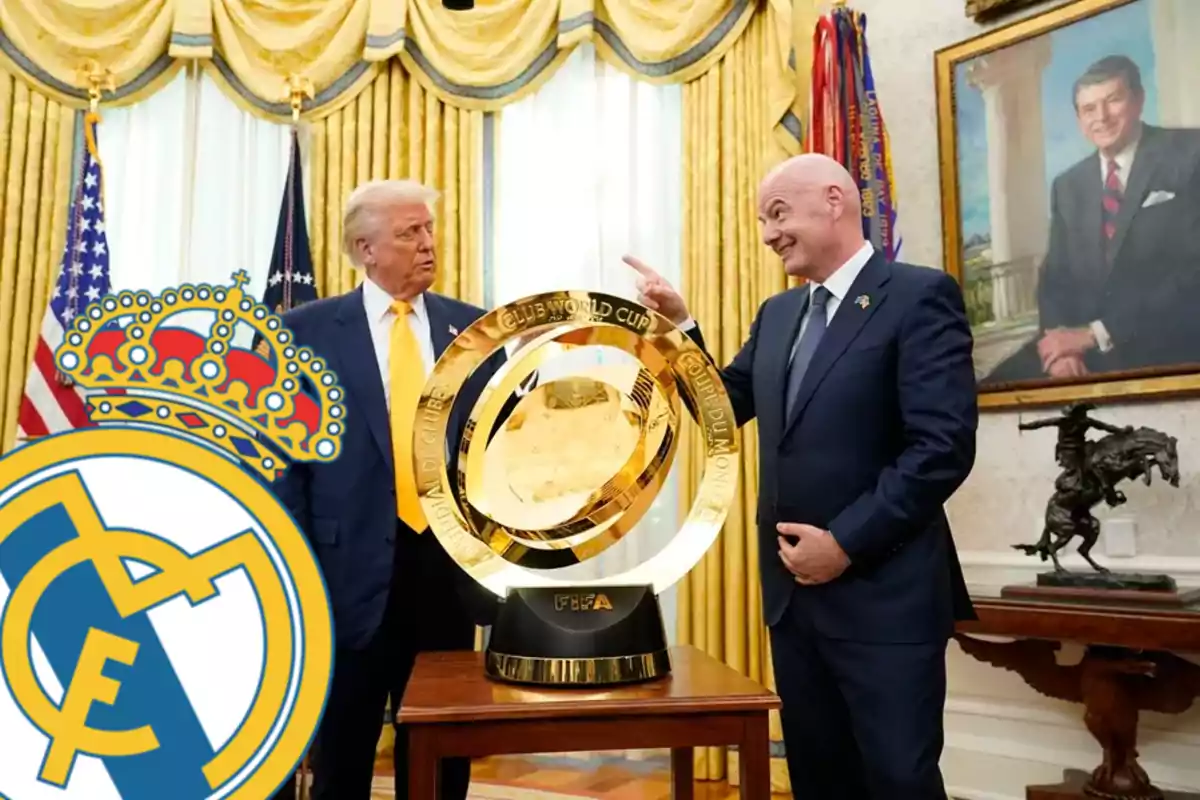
848 0 1200 794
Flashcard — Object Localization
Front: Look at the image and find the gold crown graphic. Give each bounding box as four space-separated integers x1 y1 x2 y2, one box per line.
54 270 345 480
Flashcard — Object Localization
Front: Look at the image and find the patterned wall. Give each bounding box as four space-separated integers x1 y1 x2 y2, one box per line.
849 0 1200 794
853 0 1200 562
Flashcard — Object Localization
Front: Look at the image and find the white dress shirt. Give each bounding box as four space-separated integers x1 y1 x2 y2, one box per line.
786 241 874 364
678 242 876 360
361 276 435 410
1100 132 1139 191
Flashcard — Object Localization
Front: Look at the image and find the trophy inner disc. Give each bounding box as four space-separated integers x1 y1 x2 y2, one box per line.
412 290 739 595
471 362 663 535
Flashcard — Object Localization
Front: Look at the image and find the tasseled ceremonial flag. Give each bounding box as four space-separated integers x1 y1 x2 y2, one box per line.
809 5 902 260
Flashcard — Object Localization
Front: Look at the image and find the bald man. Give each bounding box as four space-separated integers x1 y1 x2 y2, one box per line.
627 154 978 799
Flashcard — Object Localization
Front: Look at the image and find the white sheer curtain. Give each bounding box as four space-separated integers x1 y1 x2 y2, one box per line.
490 43 684 638
97 66 296 343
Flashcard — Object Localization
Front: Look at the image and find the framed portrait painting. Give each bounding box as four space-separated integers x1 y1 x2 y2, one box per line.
935 0 1200 410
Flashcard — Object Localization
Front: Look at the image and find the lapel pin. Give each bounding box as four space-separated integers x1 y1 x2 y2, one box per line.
855 294 870 310
448 324 459 335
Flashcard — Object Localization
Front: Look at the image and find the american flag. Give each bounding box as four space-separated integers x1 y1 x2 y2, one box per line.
16 112 110 441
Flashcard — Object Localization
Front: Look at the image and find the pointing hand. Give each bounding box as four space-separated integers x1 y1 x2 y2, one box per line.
623 255 690 326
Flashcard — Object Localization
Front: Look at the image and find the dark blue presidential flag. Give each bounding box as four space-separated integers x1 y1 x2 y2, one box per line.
259 132 314 800
256 128 316 356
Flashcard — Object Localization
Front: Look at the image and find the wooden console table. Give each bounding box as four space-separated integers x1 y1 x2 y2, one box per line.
956 590 1200 800
396 644 780 799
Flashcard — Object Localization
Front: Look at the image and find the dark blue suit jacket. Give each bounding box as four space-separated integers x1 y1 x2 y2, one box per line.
275 286 501 650
691 253 978 643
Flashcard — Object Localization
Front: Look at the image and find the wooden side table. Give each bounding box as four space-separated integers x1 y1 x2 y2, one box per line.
397 644 781 799
956 593 1200 800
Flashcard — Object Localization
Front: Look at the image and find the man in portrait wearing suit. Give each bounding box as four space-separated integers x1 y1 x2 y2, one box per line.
275 179 500 800
625 153 978 799
985 54 1200 383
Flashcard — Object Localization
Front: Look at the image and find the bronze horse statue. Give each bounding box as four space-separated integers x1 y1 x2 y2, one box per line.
1014 426 1180 573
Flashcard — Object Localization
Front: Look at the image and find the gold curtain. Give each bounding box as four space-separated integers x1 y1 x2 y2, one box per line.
1 14 816 788
0 70 77 452
0 58 485 448
306 60 484 306
676 1 804 792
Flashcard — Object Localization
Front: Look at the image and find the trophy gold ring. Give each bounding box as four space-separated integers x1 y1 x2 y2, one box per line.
413 290 738 687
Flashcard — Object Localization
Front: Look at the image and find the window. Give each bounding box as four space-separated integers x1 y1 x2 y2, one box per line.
487 43 684 636
98 66 295 344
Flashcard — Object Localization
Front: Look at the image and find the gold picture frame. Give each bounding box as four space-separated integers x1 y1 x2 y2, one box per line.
935 0 1200 411
966 0 1051 22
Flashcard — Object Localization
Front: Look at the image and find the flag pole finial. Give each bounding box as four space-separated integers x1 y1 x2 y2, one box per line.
254 94 319 357
77 60 115 113
285 74 314 124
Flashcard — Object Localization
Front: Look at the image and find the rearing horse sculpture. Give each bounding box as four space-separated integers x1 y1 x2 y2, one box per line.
1014 418 1180 573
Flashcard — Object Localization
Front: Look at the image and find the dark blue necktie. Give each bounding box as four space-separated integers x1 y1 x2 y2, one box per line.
785 285 831 420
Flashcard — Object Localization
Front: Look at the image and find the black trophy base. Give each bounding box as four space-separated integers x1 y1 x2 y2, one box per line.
484 584 671 687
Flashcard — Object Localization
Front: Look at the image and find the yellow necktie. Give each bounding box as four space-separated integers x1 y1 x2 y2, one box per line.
389 299 427 532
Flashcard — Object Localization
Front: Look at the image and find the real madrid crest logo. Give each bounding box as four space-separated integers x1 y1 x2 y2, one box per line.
0 271 344 799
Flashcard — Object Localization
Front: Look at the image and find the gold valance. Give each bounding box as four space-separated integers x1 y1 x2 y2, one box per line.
0 0 803 150
0 0 391 117
400 0 754 105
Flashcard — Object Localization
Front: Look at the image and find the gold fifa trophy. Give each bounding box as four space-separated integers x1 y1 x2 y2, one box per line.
413 291 738 687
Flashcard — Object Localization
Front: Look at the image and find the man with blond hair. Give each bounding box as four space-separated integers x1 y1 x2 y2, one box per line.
276 179 500 800
627 154 978 799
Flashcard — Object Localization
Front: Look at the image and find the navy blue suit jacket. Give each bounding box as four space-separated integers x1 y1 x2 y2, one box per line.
690 253 978 643
275 286 502 650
